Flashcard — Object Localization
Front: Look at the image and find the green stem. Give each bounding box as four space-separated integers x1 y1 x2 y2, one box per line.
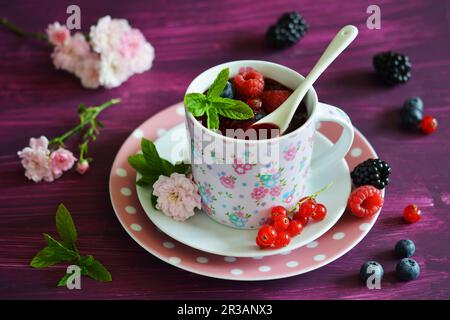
0 17 48 42
289 181 334 213
49 99 120 147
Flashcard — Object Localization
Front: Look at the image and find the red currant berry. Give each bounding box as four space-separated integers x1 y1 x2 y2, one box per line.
271 205 287 219
420 115 438 134
256 225 277 248
273 216 290 232
286 219 303 237
273 231 291 248
293 212 309 225
403 204 422 223
298 200 316 218
312 203 327 221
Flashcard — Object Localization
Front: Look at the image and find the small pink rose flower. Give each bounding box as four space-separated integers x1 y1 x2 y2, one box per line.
251 186 268 200
50 148 77 178
284 146 297 161
270 186 282 197
219 175 235 189
76 160 90 175
46 22 70 47
152 173 201 221
17 136 54 183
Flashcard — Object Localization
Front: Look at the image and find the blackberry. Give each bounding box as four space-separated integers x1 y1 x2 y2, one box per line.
266 12 308 49
351 158 391 190
373 51 412 85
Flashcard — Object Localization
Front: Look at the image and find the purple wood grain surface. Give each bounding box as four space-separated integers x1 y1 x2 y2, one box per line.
0 0 449 300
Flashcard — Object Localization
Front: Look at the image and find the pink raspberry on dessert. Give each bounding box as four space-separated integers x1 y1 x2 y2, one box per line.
233 69 265 98
262 90 291 113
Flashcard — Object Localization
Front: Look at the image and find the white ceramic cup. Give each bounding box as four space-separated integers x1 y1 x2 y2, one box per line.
185 60 354 229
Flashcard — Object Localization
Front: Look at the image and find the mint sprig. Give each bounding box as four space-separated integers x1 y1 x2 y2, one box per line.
184 68 254 130
128 138 190 208
30 204 112 286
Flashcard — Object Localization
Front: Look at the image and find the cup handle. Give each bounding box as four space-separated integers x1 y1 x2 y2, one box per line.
311 102 354 171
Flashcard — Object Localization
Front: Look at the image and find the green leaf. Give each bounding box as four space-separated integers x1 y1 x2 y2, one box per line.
55 204 77 251
30 246 67 268
184 93 208 117
210 97 254 120
141 138 165 174
43 233 78 259
206 108 219 130
151 194 158 209
136 175 159 187
79 255 112 282
57 273 71 287
207 68 229 98
128 154 155 176
174 162 190 174
162 159 175 176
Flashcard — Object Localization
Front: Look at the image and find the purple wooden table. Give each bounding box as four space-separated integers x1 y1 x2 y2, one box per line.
0 0 449 300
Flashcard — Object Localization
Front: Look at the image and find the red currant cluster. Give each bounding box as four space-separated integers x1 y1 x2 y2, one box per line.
256 197 327 249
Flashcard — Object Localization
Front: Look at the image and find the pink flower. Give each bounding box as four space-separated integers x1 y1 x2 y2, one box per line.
51 33 93 74
50 148 77 178
270 186 282 197
152 173 201 221
17 136 54 182
219 175 235 189
251 186 268 200
74 53 101 89
46 22 70 47
284 146 297 161
76 160 90 175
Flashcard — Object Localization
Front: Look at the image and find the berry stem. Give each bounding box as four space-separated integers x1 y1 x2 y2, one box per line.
289 181 333 214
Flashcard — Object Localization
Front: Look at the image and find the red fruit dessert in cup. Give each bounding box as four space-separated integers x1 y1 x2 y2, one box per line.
197 67 308 140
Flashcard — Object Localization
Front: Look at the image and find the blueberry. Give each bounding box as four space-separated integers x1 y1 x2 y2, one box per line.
220 81 235 99
395 239 416 258
403 97 423 113
400 104 422 129
396 258 420 281
359 261 384 283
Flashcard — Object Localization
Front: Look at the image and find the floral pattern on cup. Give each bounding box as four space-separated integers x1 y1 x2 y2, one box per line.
251 168 287 206
232 159 254 175
197 182 217 215
218 172 236 189
226 205 252 229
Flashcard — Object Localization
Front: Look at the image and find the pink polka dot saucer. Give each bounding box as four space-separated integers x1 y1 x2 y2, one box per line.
109 102 383 281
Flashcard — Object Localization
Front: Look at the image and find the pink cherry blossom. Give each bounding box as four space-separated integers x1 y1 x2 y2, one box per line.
76 160 90 175
46 22 70 47
50 148 77 178
219 175 235 189
51 32 93 74
17 136 54 183
251 186 268 200
152 173 201 221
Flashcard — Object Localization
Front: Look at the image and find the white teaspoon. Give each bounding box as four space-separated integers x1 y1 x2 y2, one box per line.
252 25 358 134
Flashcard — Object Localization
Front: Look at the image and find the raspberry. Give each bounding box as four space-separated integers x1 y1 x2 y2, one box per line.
348 185 384 218
233 69 264 98
246 98 263 112
262 90 291 113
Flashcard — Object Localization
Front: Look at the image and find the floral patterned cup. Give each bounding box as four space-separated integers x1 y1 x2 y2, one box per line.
185 60 354 229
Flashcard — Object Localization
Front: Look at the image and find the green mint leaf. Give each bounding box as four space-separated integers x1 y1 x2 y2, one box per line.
207 68 229 98
30 246 67 268
206 108 219 130
210 97 254 120
162 159 175 176
174 162 190 174
136 175 159 187
151 194 158 209
128 154 156 176
55 204 77 251
57 273 70 287
141 138 165 175
79 255 112 282
43 233 78 260
184 93 208 117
